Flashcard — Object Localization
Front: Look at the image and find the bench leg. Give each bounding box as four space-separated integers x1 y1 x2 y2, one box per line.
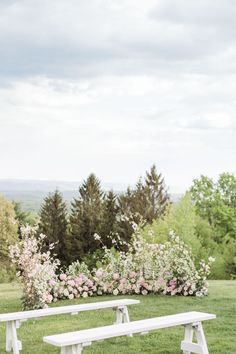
117 306 133 337
182 324 194 354
194 322 209 354
6 321 22 354
122 306 130 323
114 306 130 324
6 322 12 352
114 307 123 324
181 322 209 354
61 345 83 354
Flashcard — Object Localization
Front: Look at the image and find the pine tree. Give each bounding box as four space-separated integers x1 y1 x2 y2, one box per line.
70 174 104 259
132 178 149 217
39 190 70 266
101 190 118 246
143 165 169 222
117 166 169 241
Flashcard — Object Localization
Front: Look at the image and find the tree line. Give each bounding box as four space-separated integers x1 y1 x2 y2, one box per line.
38 165 169 267
1 166 236 279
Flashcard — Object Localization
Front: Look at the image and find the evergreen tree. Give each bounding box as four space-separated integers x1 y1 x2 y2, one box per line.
101 190 119 246
70 174 104 259
117 165 169 241
143 165 169 222
132 178 149 217
39 190 70 266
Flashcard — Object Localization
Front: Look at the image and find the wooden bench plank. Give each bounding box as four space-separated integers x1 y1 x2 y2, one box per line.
44 311 216 347
0 299 139 322
1 299 139 353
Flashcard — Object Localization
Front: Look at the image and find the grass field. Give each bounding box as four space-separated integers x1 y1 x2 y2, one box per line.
0 281 235 353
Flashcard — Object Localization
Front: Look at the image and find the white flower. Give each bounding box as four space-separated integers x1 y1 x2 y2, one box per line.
63 289 69 297
113 288 119 296
94 233 101 241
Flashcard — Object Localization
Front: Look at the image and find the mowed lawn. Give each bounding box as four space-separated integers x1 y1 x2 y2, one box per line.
0 281 235 354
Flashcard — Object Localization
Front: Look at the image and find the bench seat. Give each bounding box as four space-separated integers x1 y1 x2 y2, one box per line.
44 311 216 354
0 298 139 354
0 299 139 322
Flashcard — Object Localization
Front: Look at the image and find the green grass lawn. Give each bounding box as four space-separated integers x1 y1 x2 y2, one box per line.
0 280 235 353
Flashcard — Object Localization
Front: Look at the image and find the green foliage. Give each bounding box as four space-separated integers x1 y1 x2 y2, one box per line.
142 192 235 279
144 165 169 221
13 201 38 237
117 187 137 242
0 262 16 283
13 202 38 227
39 190 71 267
118 165 169 241
101 190 119 247
0 195 18 261
190 173 236 242
70 174 105 260
143 193 203 261
67 260 90 277
190 173 236 277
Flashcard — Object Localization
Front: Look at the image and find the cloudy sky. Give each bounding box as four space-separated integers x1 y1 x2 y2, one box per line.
0 0 236 192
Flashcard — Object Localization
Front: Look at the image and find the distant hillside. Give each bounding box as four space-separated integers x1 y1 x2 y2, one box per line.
0 179 128 192
0 179 182 213
0 179 127 212
0 190 78 212
0 179 81 192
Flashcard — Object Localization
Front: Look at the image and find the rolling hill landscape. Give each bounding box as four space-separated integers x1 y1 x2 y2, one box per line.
0 179 181 212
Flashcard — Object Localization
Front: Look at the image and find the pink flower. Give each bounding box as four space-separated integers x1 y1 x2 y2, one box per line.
120 278 127 284
67 280 75 287
59 273 67 281
86 280 93 288
129 271 136 278
46 294 53 303
49 279 56 286
58 287 64 294
139 277 145 286
113 273 120 281
158 277 165 285
95 270 103 278
169 279 177 287
74 277 83 286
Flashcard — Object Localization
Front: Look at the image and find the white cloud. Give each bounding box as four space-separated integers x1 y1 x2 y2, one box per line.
0 0 236 192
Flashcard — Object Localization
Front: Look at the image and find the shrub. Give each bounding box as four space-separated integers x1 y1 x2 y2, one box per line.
9 226 60 309
52 225 214 300
0 263 16 283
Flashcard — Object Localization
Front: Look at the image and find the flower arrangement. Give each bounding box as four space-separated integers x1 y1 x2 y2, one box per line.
9 226 59 309
52 227 214 300
52 272 94 301
9 223 215 309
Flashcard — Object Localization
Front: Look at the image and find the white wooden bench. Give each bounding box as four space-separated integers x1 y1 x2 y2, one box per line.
44 311 216 354
0 298 139 354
